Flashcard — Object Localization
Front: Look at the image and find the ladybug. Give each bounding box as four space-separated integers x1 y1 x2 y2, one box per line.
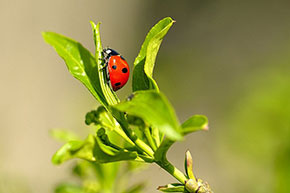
103 48 130 91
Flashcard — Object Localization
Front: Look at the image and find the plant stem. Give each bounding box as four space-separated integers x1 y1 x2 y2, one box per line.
121 123 154 157
111 110 154 157
144 127 157 151
133 136 155 157
154 137 188 184
156 160 188 184
152 127 160 147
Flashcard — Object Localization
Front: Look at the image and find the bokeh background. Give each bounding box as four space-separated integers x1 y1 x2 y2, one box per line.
1 0 290 193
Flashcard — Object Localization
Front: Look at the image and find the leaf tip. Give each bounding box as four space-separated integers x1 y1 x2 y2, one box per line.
203 124 209 131
157 186 164 190
90 21 101 32
185 150 193 166
89 20 96 27
41 31 50 41
51 155 61 165
41 31 46 37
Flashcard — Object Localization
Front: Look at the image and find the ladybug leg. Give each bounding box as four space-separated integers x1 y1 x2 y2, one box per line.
106 70 110 84
100 62 108 71
100 50 110 67
98 57 107 67
99 63 110 83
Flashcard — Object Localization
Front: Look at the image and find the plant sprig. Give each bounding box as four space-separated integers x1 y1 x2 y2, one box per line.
43 17 213 193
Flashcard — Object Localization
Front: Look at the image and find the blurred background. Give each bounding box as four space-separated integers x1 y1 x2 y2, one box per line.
1 0 290 192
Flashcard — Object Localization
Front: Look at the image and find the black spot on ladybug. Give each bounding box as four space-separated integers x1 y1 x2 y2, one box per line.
115 82 121 86
112 65 117 70
122 68 128 73
120 55 126 61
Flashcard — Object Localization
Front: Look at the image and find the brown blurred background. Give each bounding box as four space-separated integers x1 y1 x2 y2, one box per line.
1 0 290 193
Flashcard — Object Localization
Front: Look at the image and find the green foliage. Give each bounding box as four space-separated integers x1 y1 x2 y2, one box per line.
90 22 119 106
133 17 174 92
42 32 107 106
44 17 211 193
113 90 182 141
181 115 208 135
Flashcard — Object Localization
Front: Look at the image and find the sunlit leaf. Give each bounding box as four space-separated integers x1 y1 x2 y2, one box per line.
181 115 208 135
52 134 140 165
133 17 174 92
42 32 107 106
113 90 182 141
90 21 119 105
93 136 138 163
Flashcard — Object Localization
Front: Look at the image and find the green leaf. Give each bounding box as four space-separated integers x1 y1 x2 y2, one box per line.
42 32 107 106
157 183 185 192
181 115 208 135
93 135 139 163
113 90 182 141
127 115 146 128
132 17 175 92
52 135 96 165
90 21 119 105
50 129 80 143
52 134 140 164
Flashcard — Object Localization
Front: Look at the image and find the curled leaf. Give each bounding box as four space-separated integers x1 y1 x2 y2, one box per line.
52 135 96 165
133 17 175 92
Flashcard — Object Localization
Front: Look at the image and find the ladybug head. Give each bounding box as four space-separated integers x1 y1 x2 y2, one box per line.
103 48 119 57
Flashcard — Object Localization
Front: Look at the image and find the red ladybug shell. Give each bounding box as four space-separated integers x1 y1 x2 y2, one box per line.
107 55 130 91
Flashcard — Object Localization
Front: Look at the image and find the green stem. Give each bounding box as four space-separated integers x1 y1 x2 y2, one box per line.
113 127 135 147
110 109 154 157
144 127 157 151
119 120 154 157
156 160 188 184
91 22 119 106
131 133 154 157
154 137 188 184
151 127 160 147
